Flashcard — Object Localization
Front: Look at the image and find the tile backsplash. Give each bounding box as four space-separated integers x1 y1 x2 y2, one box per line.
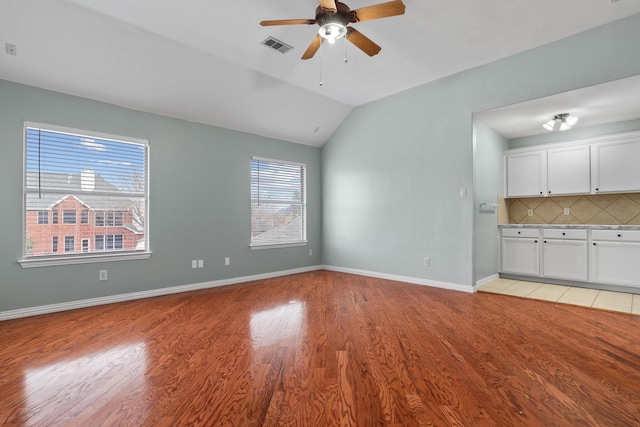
506 193 640 225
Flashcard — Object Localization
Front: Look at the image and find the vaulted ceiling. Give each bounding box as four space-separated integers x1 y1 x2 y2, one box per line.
2 0 640 146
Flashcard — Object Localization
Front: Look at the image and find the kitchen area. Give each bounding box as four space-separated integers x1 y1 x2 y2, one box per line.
473 74 640 312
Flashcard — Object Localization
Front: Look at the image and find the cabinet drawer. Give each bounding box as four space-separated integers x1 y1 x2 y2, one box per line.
502 228 540 238
542 229 587 240
592 230 640 242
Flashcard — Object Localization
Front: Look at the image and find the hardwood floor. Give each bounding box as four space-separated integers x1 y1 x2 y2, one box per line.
1 270 640 426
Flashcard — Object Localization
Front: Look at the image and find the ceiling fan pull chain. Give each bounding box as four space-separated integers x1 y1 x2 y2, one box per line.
344 36 348 63
319 41 324 86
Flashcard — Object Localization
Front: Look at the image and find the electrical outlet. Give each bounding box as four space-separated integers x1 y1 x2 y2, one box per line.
460 187 468 198
5 43 16 56
528 209 534 217
192 260 197 269
564 208 570 215
308 249 313 257
225 257 230 266
198 259 204 268
424 257 430 267
99 270 108 281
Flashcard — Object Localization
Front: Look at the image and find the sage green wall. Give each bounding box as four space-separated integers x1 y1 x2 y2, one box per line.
322 13 640 289
0 80 322 313
473 119 508 284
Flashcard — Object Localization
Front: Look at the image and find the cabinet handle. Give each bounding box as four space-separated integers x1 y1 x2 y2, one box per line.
518 231 521 234
540 192 543 195
593 243 597 246
562 232 566 236
618 234 622 237
595 188 599 191
548 191 551 194
544 240 547 243
534 240 538 243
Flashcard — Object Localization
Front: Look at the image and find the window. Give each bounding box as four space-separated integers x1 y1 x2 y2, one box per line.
64 236 75 253
250 157 306 249
38 211 48 224
22 122 150 267
52 236 58 253
63 210 76 224
81 238 89 253
95 235 123 251
95 211 124 227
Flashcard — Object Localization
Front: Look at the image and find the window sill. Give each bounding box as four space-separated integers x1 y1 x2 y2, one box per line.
250 241 308 251
19 251 152 268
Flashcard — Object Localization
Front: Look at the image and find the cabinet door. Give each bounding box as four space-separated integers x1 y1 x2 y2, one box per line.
505 151 547 197
547 145 591 195
591 138 640 193
501 237 540 276
543 239 588 281
590 241 640 288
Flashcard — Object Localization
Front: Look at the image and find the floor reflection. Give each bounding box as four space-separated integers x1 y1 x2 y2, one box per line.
250 300 306 348
24 342 148 426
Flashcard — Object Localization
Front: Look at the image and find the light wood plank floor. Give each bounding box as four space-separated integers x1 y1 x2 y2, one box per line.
1 270 640 426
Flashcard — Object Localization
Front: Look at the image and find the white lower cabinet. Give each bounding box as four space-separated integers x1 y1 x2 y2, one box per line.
590 230 640 288
542 229 588 281
500 228 540 276
501 227 640 289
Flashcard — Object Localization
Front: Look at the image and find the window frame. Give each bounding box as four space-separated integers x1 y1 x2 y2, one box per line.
62 210 77 224
64 236 75 253
20 122 151 268
250 156 307 250
37 210 49 225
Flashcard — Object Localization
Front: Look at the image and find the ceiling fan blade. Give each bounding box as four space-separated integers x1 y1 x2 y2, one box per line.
301 35 323 60
352 0 406 22
260 19 316 26
346 28 381 57
318 0 337 13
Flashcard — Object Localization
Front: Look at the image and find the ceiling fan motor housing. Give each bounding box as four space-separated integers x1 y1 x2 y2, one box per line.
315 2 358 26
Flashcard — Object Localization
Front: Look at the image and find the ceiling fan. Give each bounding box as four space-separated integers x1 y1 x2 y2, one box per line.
260 0 406 60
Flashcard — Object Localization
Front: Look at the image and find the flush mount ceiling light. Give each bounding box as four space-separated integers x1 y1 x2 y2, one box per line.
543 113 579 132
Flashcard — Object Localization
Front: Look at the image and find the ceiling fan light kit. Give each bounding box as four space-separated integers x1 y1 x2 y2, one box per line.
543 113 579 131
319 23 347 43
260 0 406 60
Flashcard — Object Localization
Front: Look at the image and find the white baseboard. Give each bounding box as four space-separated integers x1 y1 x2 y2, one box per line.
0 265 323 321
323 265 475 293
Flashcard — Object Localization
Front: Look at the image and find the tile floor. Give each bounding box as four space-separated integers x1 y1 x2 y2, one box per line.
479 278 640 315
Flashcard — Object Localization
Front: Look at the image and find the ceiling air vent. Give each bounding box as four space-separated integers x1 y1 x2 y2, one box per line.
261 37 293 54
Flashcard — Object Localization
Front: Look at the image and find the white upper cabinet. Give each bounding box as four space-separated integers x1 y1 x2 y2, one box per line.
591 136 640 193
505 131 640 198
505 151 547 197
547 145 591 196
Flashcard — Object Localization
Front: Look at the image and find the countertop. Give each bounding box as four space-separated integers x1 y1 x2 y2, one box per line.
499 224 640 230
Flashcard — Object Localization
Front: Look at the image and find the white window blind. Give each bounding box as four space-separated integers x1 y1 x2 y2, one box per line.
250 157 306 248
23 122 149 263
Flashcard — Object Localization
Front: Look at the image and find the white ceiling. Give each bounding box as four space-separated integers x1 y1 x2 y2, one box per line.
476 74 640 140
1 0 640 146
